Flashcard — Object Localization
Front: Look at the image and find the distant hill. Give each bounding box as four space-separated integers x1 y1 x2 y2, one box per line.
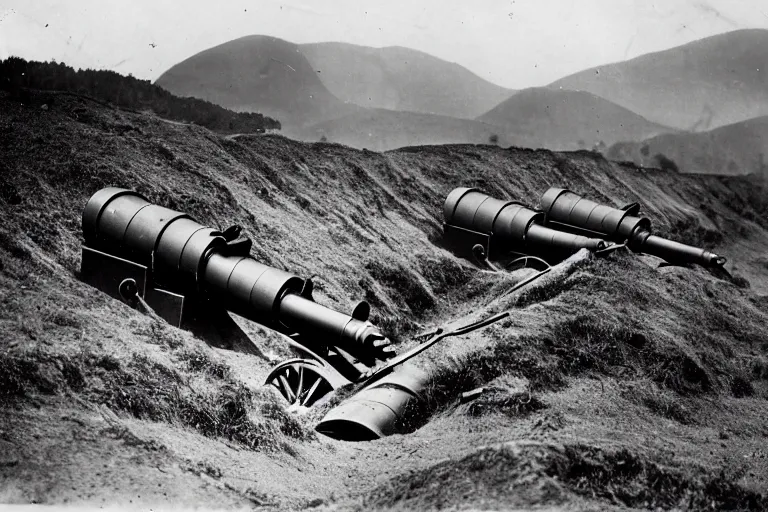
155 35 358 129
550 29 768 131
477 87 673 151
608 116 768 176
0 57 280 134
300 109 514 151
301 42 514 119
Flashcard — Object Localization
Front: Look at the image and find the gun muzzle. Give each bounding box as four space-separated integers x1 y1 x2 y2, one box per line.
81 188 390 361
443 187 610 262
635 233 727 267
540 188 726 267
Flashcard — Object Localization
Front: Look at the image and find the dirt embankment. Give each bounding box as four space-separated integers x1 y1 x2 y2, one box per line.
1 90 767 510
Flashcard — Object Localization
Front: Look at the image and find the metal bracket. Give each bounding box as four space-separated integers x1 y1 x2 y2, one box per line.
81 246 148 303
443 224 491 261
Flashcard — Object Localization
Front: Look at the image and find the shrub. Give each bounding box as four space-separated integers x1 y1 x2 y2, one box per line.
654 153 679 172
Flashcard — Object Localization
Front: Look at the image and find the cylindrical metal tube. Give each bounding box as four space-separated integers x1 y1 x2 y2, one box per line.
123 204 189 260
525 224 608 256
82 188 144 245
540 187 650 240
493 203 542 244
202 252 303 325
316 364 428 441
177 228 225 282
450 190 492 229
637 233 727 267
443 187 477 223
154 219 209 274
279 294 354 343
92 195 152 256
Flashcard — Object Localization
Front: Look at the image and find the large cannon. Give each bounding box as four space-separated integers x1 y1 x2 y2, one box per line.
443 187 612 266
80 188 409 417
540 188 726 267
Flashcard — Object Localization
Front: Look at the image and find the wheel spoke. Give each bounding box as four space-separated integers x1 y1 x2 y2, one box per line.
302 378 322 406
295 365 305 406
279 375 295 402
270 361 332 408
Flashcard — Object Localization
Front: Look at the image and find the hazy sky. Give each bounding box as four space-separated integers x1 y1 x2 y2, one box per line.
2 0 767 89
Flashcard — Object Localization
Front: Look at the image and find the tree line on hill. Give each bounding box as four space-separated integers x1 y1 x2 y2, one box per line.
0 57 281 134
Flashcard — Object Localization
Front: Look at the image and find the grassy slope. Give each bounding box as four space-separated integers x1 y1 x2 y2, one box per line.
1 90 768 510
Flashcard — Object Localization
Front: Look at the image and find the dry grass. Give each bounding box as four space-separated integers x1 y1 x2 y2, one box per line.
0 346 313 452
408 252 768 438
364 441 768 510
464 390 547 418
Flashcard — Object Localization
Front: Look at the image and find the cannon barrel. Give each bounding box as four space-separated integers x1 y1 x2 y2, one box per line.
635 233 726 268
540 188 726 267
81 188 388 359
443 187 610 262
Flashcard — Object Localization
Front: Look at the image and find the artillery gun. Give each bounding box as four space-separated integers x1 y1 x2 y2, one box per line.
539 188 726 268
88 186 700 441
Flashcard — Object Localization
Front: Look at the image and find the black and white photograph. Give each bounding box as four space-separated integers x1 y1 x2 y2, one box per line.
1 1 768 510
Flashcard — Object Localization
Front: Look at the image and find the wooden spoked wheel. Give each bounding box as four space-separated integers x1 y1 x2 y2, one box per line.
266 359 335 408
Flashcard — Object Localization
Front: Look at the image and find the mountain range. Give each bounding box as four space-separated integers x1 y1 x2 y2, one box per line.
550 29 768 132
155 29 768 172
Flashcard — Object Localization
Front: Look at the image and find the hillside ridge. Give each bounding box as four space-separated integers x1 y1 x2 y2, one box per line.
478 87 675 151
608 115 768 176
